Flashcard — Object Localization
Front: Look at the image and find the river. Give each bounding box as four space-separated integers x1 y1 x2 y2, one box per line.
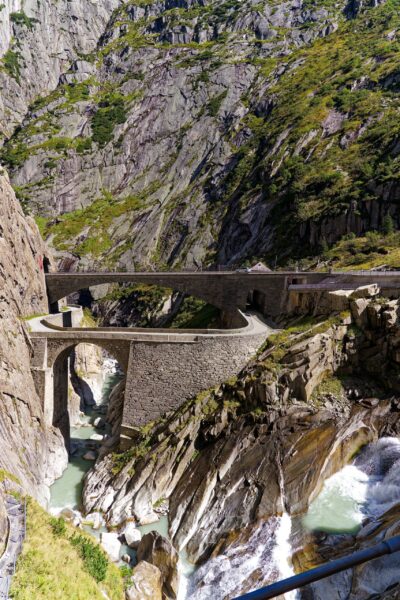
49 360 400 598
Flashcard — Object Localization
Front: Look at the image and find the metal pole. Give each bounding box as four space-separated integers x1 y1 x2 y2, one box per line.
233 536 400 600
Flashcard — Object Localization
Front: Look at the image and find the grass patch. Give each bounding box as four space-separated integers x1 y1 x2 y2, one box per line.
310 373 346 402
170 298 220 328
10 499 124 599
10 11 37 29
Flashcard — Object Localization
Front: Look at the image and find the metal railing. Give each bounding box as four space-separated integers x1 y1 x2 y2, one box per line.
233 535 400 600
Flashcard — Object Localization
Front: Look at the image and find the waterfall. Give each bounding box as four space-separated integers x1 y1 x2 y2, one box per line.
181 515 297 599
304 437 400 534
273 512 298 600
355 436 400 518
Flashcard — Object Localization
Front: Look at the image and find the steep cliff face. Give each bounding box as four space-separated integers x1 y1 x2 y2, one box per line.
0 171 67 502
1 0 396 271
0 0 119 140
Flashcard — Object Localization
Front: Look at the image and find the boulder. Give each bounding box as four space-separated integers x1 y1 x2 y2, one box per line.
123 522 142 548
84 512 104 529
139 510 159 526
350 284 379 299
137 532 178 599
83 451 97 461
60 507 75 521
327 290 352 311
100 532 121 562
126 561 162 600
93 417 106 429
350 297 370 327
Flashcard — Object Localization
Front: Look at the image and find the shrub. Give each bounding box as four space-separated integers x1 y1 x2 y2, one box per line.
50 517 67 537
2 49 22 82
10 11 36 29
91 95 127 147
365 230 381 250
382 214 395 235
207 91 228 116
70 534 108 582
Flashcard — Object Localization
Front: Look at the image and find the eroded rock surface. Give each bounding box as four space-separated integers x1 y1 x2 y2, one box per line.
83 295 400 597
2 0 396 273
0 171 67 504
137 531 179 599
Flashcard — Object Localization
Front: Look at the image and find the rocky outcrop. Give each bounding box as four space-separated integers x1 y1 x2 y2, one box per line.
0 0 119 138
0 171 67 504
126 560 163 600
82 296 400 586
136 532 179 599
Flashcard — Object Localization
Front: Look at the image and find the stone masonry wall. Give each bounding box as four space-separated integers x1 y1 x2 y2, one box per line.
122 331 267 430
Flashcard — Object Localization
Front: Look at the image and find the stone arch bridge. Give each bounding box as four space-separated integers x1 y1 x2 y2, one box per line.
32 270 400 448
45 270 400 317
29 308 269 449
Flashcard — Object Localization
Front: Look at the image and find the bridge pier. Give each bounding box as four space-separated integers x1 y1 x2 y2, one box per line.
30 338 71 447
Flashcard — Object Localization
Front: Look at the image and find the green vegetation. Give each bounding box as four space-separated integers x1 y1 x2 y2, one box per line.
325 230 400 269
310 373 346 402
257 313 349 368
39 189 148 259
10 499 124 599
10 11 37 29
91 93 127 147
2 48 22 83
104 283 172 325
0 469 20 485
170 297 219 328
70 534 108 583
207 90 228 116
49 517 66 537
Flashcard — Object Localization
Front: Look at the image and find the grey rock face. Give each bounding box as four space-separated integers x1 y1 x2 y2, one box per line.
0 0 119 139
137 531 179 599
0 171 67 503
0 0 346 272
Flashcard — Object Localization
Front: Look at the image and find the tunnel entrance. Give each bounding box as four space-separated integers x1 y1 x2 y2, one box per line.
43 256 51 273
247 289 267 313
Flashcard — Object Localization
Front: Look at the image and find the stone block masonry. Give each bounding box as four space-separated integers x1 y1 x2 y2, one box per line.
29 310 271 449
122 331 266 433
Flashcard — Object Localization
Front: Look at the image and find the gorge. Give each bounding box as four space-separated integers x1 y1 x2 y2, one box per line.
1 0 400 597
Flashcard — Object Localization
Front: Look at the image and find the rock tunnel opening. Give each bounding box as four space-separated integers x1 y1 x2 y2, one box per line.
248 289 267 313
43 256 51 273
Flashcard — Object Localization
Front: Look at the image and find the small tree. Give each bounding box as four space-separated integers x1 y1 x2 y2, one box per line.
320 237 329 255
383 214 394 236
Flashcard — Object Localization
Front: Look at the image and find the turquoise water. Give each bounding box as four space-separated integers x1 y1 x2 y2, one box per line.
48 368 176 564
50 371 122 511
303 465 369 534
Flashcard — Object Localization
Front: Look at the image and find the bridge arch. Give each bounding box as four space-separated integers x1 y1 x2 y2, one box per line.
45 272 248 317
47 339 127 446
